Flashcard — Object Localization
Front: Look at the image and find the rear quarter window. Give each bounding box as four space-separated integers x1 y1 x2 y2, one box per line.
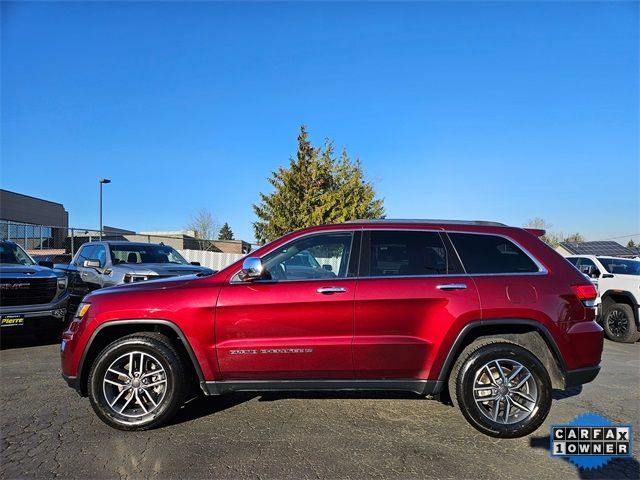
448 233 540 274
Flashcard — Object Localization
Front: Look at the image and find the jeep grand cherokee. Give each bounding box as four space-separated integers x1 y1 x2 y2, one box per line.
60 220 602 438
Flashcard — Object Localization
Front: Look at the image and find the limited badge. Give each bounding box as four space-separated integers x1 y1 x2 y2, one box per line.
550 413 633 470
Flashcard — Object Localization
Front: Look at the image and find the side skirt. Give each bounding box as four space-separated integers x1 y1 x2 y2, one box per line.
201 379 444 396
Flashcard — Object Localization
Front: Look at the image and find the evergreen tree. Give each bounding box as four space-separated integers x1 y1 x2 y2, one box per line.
253 126 385 244
218 222 234 240
628 239 636 249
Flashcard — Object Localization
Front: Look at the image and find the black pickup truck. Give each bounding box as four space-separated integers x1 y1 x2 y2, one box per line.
0 241 69 338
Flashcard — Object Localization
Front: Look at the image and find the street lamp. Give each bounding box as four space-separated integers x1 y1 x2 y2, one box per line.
99 179 111 240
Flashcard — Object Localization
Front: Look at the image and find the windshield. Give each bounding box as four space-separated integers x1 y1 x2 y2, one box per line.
109 244 190 265
599 258 640 276
0 242 36 266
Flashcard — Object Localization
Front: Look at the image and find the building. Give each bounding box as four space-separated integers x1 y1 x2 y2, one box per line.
555 240 636 258
72 228 251 254
0 189 69 250
139 231 251 254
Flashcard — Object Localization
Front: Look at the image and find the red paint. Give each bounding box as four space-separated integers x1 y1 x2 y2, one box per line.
61 221 603 389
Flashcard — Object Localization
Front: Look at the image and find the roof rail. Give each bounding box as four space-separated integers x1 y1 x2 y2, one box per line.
344 219 507 227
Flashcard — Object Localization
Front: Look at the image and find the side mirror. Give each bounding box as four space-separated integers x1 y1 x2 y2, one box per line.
83 259 101 269
239 257 263 281
38 261 54 269
190 261 201 266
322 264 333 271
580 265 600 278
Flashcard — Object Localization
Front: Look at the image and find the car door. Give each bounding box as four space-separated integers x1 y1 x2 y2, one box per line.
353 230 481 379
215 231 359 380
79 244 107 292
67 244 96 303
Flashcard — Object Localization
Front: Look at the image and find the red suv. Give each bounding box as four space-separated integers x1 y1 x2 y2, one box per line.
61 220 602 437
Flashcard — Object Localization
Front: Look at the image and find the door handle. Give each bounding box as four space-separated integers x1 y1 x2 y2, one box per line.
436 283 467 291
316 287 348 294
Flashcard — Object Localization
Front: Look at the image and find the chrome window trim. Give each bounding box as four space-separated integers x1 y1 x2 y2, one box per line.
229 229 357 284
229 227 548 284
445 230 548 276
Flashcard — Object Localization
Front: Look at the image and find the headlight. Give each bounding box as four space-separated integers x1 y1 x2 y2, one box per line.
124 273 149 283
75 302 91 319
57 277 68 290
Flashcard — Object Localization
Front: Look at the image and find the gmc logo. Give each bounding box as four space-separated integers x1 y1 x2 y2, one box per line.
0 283 30 290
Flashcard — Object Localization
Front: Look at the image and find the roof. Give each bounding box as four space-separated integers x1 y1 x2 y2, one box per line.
0 189 65 208
559 241 634 257
345 219 506 226
83 241 171 247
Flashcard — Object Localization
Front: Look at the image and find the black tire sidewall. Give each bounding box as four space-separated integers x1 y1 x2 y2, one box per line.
88 336 184 430
603 304 635 342
456 343 552 438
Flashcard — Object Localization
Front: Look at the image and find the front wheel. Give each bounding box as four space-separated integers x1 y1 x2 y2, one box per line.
87 333 187 430
449 339 552 438
603 303 640 343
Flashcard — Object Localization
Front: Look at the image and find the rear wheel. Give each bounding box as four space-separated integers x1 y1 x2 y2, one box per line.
603 303 640 343
88 333 187 430
449 339 552 438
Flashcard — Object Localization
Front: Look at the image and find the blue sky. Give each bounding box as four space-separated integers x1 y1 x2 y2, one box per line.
2 1 638 243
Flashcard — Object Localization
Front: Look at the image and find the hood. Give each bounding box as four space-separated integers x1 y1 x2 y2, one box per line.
0 264 62 278
119 263 214 275
90 273 205 297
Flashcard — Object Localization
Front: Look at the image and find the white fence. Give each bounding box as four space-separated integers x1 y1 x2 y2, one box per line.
178 249 245 271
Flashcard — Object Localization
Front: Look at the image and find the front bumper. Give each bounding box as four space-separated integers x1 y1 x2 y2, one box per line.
565 365 601 388
0 293 69 318
62 373 80 392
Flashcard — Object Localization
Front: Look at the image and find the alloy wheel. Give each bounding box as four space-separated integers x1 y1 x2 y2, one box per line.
102 351 168 418
472 358 538 425
606 309 629 338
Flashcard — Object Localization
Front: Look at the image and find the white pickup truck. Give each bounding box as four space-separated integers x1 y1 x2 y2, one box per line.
566 255 640 343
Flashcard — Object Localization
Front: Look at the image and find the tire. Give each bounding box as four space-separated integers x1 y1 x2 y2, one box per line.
448 339 552 438
602 303 640 343
87 333 188 431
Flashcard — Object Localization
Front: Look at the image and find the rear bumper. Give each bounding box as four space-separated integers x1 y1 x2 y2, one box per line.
564 365 601 388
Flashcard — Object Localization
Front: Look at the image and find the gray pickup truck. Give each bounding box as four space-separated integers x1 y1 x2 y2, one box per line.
59 241 214 310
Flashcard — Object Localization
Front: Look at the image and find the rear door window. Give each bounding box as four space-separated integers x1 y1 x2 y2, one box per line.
448 233 540 274
363 231 462 277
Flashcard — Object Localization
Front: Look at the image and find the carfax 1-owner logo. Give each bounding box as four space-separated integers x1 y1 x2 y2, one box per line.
551 413 633 470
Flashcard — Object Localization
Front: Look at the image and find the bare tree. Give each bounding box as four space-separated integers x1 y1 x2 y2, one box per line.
524 218 584 247
186 208 218 251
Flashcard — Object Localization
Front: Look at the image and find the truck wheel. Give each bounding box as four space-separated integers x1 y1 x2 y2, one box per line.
449 339 552 438
87 333 187 430
603 303 640 343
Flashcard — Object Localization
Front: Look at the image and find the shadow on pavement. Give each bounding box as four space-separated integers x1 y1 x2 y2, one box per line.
552 386 583 400
166 390 443 427
530 435 639 479
167 393 259 427
0 330 61 350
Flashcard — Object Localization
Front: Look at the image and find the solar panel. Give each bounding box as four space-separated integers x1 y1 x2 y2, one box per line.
561 241 633 257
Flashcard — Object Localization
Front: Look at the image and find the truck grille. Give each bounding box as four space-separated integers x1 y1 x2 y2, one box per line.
0 278 58 307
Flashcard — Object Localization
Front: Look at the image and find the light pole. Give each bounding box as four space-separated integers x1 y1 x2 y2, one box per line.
99 179 111 240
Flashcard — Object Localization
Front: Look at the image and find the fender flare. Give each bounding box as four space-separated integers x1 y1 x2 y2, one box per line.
600 290 640 328
77 319 206 390
436 318 567 384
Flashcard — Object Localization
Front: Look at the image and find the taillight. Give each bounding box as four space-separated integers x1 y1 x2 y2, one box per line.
571 284 597 307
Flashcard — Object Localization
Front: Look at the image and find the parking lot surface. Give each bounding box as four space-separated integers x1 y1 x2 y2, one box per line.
1 335 638 480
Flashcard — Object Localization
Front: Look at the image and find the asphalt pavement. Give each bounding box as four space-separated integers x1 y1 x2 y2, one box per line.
1 333 638 479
